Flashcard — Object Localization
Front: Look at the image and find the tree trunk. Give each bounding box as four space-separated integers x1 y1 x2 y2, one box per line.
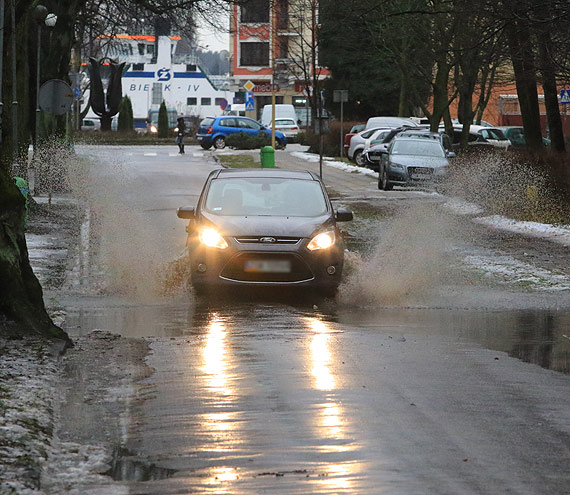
505 17 542 151
537 24 565 152
0 175 70 341
0 1 70 343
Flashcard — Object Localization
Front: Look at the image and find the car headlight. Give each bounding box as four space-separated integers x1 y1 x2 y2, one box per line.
150 125 158 133
390 162 404 170
307 231 335 251
199 228 228 249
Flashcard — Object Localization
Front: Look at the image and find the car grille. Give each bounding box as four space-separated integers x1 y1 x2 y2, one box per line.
234 236 301 245
408 167 434 176
220 253 314 283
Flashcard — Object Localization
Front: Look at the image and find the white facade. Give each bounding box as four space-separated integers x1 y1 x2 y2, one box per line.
86 35 235 122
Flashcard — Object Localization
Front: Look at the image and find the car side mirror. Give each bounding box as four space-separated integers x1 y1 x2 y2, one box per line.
447 151 456 158
335 208 353 222
177 206 195 219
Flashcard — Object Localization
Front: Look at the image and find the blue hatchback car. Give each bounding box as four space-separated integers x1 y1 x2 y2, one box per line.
196 116 287 150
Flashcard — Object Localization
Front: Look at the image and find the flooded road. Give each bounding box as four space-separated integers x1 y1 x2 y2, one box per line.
49 145 570 494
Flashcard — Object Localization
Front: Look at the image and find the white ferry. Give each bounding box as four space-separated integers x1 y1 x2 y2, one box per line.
84 34 234 131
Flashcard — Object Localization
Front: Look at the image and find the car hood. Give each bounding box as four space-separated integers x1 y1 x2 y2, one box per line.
200 211 334 237
390 155 449 168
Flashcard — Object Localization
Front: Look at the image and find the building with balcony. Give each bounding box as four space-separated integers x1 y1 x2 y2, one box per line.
228 0 329 124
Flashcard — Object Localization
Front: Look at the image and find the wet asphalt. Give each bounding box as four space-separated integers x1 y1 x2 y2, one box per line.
53 145 570 494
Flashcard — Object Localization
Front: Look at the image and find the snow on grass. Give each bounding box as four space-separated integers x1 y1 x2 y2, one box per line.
0 338 58 494
464 254 570 291
473 215 570 247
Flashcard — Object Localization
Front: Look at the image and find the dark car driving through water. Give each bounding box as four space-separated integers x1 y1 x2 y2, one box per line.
177 169 353 295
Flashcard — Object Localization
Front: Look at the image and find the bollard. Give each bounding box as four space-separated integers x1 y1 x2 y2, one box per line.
260 145 275 168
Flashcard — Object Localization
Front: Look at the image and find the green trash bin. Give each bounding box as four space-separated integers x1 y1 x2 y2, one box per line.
260 145 275 168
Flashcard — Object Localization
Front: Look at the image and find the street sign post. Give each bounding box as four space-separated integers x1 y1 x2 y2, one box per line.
560 89 570 104
39 79 73 115
333 90 349 158
245 92 255 111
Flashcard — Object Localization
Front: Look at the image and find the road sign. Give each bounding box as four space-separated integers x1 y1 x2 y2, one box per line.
560 89 570 104
333 90 348 103
244 80 255 92
245 92 255 111
39 79 73 115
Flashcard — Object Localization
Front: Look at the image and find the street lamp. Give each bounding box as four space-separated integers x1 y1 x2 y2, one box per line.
31 5 57 195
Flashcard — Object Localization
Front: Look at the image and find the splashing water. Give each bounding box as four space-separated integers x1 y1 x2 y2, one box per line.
340 204 454 306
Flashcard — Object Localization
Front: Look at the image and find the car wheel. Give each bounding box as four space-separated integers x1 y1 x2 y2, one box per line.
354 150 365 166
381 167 393 191
200 143 212 150
277 139 286 150
213 136 226 149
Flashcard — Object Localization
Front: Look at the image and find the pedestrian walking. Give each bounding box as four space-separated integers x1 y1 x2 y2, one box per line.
176 117 186 154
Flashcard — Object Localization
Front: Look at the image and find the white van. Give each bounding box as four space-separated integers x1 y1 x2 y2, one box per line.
261 104 298 127
365 116 418 129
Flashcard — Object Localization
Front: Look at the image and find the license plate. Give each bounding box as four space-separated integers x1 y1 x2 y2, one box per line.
197 136 203 141
244 260 291 273
410 167 432 179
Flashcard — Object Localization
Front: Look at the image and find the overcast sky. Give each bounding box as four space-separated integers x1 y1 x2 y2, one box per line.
196 15 230 53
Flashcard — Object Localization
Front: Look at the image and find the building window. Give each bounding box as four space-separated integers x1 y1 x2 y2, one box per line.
146 44 154 55
240 0 269 23
151 83 162 106
138 43 145 56
201 98 211 105
187 97 197 105
132 63 144 71
186 64 197 72
240 42 270 67
279 38 289 59
277 0 289 29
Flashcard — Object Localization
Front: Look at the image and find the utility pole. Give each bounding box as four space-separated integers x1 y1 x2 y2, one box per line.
270 0 276 149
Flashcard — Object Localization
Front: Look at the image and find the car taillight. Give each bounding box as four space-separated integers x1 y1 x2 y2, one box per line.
207 126 213 134
292 126 299 130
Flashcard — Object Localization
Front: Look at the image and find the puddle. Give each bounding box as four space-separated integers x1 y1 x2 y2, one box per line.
105 446 177 481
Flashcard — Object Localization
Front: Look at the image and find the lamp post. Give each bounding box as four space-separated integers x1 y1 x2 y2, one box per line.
0 0 4 147
31 5 56 195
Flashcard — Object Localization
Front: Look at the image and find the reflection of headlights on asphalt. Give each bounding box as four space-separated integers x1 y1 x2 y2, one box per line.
199 228 228 249
390 162 405 170
150 125 158 133
307 231 335 251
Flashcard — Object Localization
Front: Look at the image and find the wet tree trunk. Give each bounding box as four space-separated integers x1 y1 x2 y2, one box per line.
537 25 565 153
0 175 69 340
505 16 543 151
0 1 70 342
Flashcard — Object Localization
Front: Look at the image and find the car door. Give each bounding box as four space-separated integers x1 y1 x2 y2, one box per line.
217 117 238 137
237 118 263 137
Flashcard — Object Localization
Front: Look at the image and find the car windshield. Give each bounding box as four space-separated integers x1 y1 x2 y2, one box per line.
391 140 445 157
205 177 328 217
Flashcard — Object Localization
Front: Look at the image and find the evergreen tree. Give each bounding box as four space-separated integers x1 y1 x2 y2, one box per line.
158 101 169 138
117 96 134 132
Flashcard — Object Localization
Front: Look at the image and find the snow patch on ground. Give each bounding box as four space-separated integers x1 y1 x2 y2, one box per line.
473 215 570 247
464 254 570 291
0 339 58 495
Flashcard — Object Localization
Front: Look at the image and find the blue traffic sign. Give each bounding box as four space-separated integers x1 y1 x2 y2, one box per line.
560 89 570 104
245 92 255 111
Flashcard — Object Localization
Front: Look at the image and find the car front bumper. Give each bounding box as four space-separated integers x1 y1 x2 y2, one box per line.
387 165 446 185
188 236 345 291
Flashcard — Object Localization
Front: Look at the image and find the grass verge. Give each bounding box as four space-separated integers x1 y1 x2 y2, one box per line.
218 154 260 168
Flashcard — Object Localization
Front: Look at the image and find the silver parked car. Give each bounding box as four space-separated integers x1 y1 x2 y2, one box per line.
378 136 453 190
348 127 390 166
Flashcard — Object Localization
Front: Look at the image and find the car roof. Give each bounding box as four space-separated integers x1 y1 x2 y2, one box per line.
212 168 320 181
392 136 444 145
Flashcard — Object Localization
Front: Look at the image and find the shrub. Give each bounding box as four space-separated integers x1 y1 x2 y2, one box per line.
304 120 360 157
225 132 272 150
